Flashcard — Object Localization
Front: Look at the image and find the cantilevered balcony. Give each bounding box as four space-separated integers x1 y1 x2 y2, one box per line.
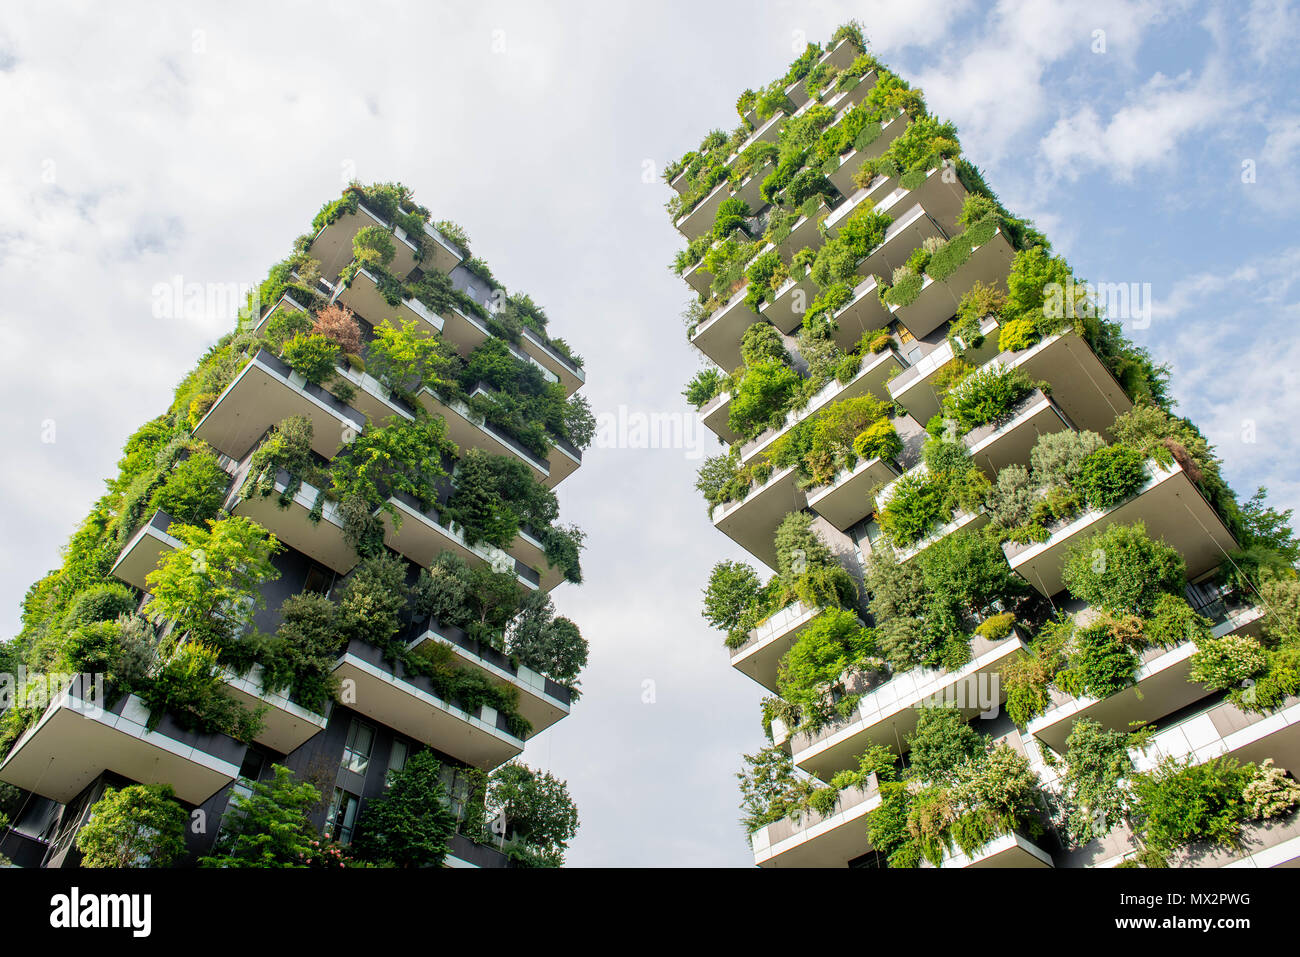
193 349 367 461
519 326 586 397
1172 811 1300 868
310 203 423 283
887 225 1015 340
689 284 763 375
871 461 990 563
1002 461 1239 597
110 510 183 591
806 453 901 530
419 222 469 275
699 389 741 445
861 204 948 286
791 631 1029 780
843 167 969 237
331 267 443 338
228 468 358 575
925 831 1054 869
823 274 891 351
963 389 1071 478
508 523 569 593
380 491 541 591
998 330 1132 438
826 111 909 197
0 683 244 805
752 776 883 868
220 666 328 754
730 602 830 693
710 465 805 572
761 270 819 336
674 159 775 243
332 638 524 770
742 40 864 130
407 616 571 735
417 388 552 486
888 316 1001 423
739 347 905 466
1133 695 1300 780
1028 604 1265 753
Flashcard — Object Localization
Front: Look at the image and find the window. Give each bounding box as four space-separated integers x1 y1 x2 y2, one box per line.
216 750 267 843
385 739 409 788
325 788 360 845
302 563 333 596
341 719 375 777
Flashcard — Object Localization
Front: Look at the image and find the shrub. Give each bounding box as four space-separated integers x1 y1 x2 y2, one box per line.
1143 594 1211 648
352 224 396 267
312 302 362 355
997 317 1037 352
776 608 875 715
974 612 1015 641
62 582 138 631
986 464 1035 530
1189 632 1267 692
1058 622 1139 700
1030 429 1106 489
906 706 985 784
728 360 801 439
1075 444 1148 510
878 472 947 547
853 418 902 462
506 591 588 684
703 560 764 646
1130 756 1252 854
200 765 322 867
351 751 456 867
484 763 579 867
1243 759 1300 819
740 322 790 366
281 332 342 385
713 197 751 239
941 363 1032 432
147 450 229 528
1061 521 1186 615
1058 718 1134 846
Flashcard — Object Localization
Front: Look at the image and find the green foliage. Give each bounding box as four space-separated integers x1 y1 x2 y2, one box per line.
1075 444 1148 510
906 706 986 783
703 560 764 646
776 608 876 717
76 784 188 868
683 368 728 409
1030 429 1106 489
147 450 229 528
1057 719 1134 846
485 763 579 866
728 360 801 440
364 319 458 403
1189 632 1267 692
712 197 751 239
281 332 342 385
138 640 264 741
351 751 457 867
941 363 1033 432
201 765 322 868
1130 756 1253 855
1057 622 1140 700
143 516 281 646
1061 521 1186 615
506 590 588 684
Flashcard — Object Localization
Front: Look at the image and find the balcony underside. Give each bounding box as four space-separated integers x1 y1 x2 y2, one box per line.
417 389 551 485
193 351 364 461
762 273 818 337
310 206 418 283
0 691 243 805
222 668 327 754
110 510 182 591
934 832 1054 869
754 784 882 868
520 328 585 396
334 268 441 338
380 495 539 590
965 392 1070 478
730 603 822 693
1008 331 1133 438
700 391 740 444
711 465 806 572
806 455 899 530
407 626 570 735
230 479 358 575
332 644 523 770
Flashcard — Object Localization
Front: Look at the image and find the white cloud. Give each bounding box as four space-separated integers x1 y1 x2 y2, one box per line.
1040 65 1242 181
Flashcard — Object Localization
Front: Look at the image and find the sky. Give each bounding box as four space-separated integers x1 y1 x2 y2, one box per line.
1 0 1299 867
